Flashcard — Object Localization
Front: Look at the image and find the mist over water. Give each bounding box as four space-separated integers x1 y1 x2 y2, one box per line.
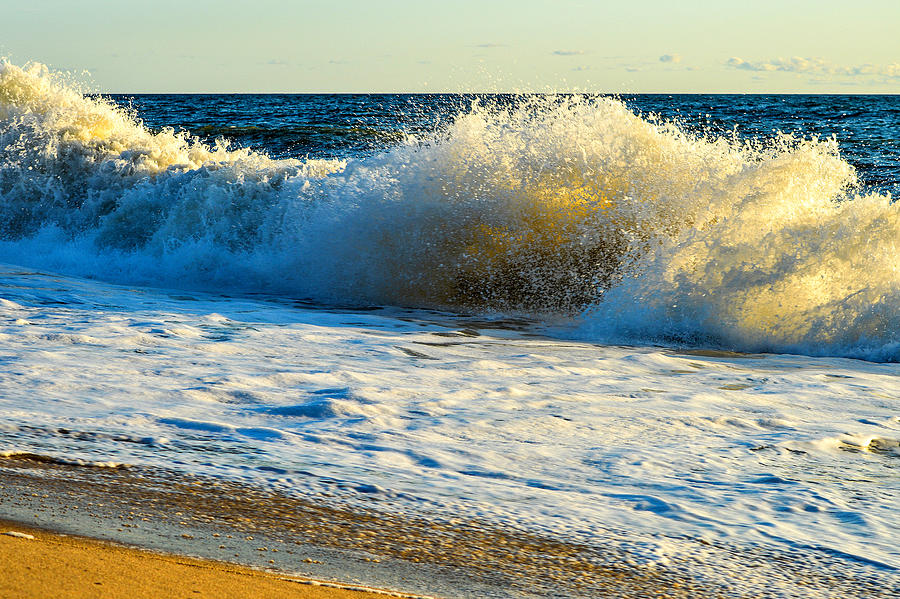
1 60 899 360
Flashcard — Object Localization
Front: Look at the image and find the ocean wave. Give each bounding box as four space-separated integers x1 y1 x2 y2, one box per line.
1 60 898 360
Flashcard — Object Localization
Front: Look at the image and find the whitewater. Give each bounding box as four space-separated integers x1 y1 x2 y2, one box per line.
0 60 898 596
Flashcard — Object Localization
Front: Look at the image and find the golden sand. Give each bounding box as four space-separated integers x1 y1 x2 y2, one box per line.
0 521 425 599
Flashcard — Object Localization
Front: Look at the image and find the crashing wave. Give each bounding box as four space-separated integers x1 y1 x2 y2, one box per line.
1 60 898 359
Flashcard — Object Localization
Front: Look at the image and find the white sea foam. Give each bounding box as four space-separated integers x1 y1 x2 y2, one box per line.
0 264 897 593
1 60 899 360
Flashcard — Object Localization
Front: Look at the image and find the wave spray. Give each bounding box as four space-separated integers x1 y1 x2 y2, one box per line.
1 60 898 359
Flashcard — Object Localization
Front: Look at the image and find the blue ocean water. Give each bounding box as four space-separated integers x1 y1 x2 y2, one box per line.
113 93 900 194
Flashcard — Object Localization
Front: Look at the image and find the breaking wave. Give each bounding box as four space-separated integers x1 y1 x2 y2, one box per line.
1 60 898 360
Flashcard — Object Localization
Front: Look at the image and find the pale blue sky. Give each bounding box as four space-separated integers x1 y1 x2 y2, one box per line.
2 0 898 93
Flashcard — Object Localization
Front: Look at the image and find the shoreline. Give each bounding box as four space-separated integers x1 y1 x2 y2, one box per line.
2 454 896 598
0 455 710 599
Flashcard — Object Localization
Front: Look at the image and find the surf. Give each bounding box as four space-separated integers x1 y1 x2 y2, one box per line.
1 60 898 360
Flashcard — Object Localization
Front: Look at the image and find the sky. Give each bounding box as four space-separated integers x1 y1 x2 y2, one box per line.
1 0 899 93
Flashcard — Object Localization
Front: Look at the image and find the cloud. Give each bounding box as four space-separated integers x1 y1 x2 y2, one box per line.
659 54 681 64
853 63 900 78
726 56 900 80
726 56 824 73
475 43 505 48
553 50 585 56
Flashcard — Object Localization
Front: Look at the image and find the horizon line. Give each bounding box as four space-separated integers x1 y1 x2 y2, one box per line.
95 90 900 96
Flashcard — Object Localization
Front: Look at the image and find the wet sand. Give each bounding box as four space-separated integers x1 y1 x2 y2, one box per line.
0 455 709 598
1 454 894 598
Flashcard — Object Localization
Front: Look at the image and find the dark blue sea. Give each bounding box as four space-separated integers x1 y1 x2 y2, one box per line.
112 93 900 195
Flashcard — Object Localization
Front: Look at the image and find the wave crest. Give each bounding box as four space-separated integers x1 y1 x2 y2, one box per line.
1 60 898 359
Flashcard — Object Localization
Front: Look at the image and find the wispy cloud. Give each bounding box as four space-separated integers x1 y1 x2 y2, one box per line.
553 50 585 56
726 56 900 79
475 43 505 48
659 54 681 64
726 56 826 73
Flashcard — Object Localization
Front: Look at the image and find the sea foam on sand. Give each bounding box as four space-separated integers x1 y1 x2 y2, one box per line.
0 265 897 597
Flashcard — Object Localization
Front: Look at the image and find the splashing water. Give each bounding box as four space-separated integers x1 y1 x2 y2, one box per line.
1 60 898 359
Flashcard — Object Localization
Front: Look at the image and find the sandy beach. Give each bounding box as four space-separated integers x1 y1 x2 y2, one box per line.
0 520 428 599
0 454 728 599
3 454 896 598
